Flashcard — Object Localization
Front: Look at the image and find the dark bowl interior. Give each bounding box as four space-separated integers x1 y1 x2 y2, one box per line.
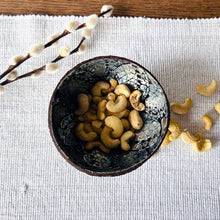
48 56 170 176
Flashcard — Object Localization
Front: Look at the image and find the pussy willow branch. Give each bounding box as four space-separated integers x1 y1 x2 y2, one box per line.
0 38 86 86
0 8 112 82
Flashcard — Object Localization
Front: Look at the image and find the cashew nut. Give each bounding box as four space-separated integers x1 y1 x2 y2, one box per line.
74 93 90 115
181 129 203 144
75 123 97 141
106 92 116 101
88 106 96 114
97 100 107 120
114 84 131 98
106 95 127 113
91 120 103 134
109 78 118 89
129 90 145 111
105 116 124 138
161 131 171 147
202 114 212 130
91 120 103 129
92 96 106 104
168 119 181 141
84 123 93 133
77 115 85 122
121 119 130 130
102 78 118 94
170 98 192 114
214 103 220 114
91 81 110 96
120 131 135 151
106 109 130 119
100 126 120 148
91 126 103 134
84 112 98 121
192 139 212 153
129 110 143 130
88 94 92 103
86 141 110 153
196 79 218 96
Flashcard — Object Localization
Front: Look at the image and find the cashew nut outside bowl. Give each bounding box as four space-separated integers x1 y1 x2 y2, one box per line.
202 114 212 130
181 129 203 144
168 119 181 141
196 79 218 96
170 98 192 114
192 139 212 152
214 103 220 114
161 131 171 147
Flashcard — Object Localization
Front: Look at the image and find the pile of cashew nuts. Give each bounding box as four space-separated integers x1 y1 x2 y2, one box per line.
74 78 145 153
162 78 220 153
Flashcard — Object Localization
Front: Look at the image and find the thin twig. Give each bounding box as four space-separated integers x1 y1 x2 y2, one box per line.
0 54 30 81
44 29 70 48
0 8 112 82
0 38 86 86
98 8 112 17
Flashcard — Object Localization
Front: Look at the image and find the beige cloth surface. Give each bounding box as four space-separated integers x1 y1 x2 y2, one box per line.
0 15 219 219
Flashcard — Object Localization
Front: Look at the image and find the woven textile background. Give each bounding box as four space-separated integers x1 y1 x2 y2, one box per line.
0 16 219 220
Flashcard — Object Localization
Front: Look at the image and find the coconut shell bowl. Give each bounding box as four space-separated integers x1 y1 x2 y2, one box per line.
48 56 170 176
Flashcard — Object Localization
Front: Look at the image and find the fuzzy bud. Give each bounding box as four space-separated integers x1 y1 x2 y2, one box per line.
82 28 92 39
86 14 99 29
29 44 44 57
59 46 70 57
48 33 60 47
31 70 43 78
6 70 18 81
0 85 4 95
78 44 86 54
101 5 114 17
46 63 59 73
9 55 24 66
67 20 79 32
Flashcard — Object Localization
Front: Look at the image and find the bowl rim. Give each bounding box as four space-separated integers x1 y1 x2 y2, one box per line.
48 55 170 177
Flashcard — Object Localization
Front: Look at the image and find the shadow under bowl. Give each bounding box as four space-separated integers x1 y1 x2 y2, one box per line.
48 56 170 176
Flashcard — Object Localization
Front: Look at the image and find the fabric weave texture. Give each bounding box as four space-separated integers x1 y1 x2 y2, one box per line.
0 15 219 220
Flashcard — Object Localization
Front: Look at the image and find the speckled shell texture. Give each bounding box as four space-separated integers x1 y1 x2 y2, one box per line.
49 56 170 176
